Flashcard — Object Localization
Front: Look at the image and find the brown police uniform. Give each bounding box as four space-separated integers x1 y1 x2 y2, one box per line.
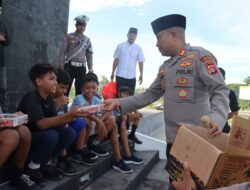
58 15 93 96
117 14 229 146
118 43 229 143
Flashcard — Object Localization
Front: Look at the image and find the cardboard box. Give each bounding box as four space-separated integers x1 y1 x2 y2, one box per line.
167 116 250 189
0 114 28 127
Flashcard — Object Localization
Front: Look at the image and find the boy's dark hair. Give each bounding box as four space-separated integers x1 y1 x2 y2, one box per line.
80 73 99 87
118 86 133 96
218 67 225 78
29 63 57 86
57 69 71 85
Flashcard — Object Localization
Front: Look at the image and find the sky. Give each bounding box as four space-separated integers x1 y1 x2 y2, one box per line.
67 0 250 87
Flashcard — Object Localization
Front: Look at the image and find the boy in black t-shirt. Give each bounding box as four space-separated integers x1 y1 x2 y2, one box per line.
17 64 88 183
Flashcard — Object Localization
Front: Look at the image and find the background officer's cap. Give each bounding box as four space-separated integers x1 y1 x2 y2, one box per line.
151 14 186 35
128 27 137 35
74 15 89 25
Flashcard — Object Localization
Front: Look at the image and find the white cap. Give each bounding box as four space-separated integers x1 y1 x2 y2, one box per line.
74 15 89 24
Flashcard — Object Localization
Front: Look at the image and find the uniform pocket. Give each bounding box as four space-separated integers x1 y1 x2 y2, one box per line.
172 76 194 102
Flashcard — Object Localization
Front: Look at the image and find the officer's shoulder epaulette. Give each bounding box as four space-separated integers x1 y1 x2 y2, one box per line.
190 46 218 64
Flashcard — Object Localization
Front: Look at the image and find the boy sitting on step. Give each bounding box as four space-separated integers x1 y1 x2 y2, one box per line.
117 86 143 144
52 69 97 170
0 109 36 190
71 73 142 173
17 63 88 183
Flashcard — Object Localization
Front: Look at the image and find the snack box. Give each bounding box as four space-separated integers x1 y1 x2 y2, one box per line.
0 114 28 127
78 104 104 114
167 116 250 189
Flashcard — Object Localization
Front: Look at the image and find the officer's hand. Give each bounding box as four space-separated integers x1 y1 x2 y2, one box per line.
172 161 196 190
102 99 120 112
209 121 221 138
139 75 143 85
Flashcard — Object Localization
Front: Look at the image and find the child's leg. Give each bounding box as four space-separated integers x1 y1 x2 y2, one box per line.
12 125 31 169
0 129 19 167
51 126 75 158
120 115 131 157
104 115 121 162
68 118 87 150
128 112 142 144
84 118 92 145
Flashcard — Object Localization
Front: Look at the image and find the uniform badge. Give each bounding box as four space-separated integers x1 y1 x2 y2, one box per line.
177 77 188 85
187 54 195 59
159 68 166 91
179 61 192 67
204 60 218 75
178 89 187 98
179 49 186 56
200 55 213 63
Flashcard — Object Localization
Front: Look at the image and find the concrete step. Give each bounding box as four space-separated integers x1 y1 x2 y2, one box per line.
0 140 135 190
136 159 171 190
85 150 159 190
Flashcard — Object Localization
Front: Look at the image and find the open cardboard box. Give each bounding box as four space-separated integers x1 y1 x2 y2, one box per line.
167 116 250 189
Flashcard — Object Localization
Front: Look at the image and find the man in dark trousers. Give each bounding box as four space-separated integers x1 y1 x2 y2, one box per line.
59 15 93 96
0 16 10 112
219 67 240 133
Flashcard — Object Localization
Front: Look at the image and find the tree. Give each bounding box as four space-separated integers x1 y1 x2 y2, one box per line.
243 76 250 85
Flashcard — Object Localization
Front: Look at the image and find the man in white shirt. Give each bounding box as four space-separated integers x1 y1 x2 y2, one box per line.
110 27 145 94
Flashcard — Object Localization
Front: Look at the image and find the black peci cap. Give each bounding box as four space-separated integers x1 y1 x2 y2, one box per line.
128 27 138 34
151 14 186 35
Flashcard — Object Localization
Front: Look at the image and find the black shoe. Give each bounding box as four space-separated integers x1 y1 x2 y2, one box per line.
113 159 133 174
10 174 36 190
57 158 79 176
128 134 142 144
73 152 97 166
124 155 144 165
25 168 46 184
89 144 109 157
82 148 98 160
40 160 61 179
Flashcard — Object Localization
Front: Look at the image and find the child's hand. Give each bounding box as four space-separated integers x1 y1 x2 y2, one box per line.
70 107 88 118
54 96 69 108
14 111 28 124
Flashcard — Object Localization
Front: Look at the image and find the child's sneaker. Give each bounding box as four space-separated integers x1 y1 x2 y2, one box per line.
124 155 144 165
113 159 133 174
25 167 46 184
89 144 109 157
128 134 142 144
40 160 61 179
82 147 98 160
73 153 97 166
57 158 79 176
10 174 36 190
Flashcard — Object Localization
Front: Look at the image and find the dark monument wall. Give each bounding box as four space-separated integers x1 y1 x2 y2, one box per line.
1 0 69 112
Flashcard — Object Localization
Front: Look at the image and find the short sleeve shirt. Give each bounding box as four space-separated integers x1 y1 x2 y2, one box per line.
71 94 100 109
17 90 57 130
114 42 145 79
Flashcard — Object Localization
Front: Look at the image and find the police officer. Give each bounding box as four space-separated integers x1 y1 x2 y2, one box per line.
104 14 229 157
59 15 93 96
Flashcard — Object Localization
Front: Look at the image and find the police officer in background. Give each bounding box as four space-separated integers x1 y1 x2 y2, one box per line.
104 14 229 158
219 67 240 133
59 15 93 96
